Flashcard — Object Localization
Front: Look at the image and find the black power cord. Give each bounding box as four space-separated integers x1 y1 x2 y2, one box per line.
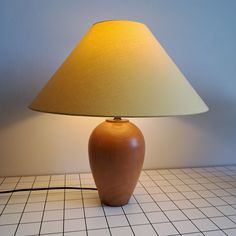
0 186 97 194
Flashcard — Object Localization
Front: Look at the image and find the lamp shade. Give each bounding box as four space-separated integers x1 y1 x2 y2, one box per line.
30 20 208 117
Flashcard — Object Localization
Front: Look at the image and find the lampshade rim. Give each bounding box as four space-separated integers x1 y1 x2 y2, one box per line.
93 19 145 26
29 106 209 118
30 20 209 117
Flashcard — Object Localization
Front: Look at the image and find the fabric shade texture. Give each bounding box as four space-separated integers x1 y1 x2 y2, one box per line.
30 20 208 117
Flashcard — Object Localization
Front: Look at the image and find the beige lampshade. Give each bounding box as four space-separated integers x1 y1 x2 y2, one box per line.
30 20 208 117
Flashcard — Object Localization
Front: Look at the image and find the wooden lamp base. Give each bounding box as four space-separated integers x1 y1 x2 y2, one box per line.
88 118 145 206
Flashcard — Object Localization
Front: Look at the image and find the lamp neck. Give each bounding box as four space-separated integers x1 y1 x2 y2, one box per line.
113 116 122 120
106 117 129 123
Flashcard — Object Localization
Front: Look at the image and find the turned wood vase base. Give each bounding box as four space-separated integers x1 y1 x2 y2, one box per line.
88 119 145 206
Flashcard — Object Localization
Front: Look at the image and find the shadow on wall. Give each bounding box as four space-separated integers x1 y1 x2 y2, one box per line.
0 60 54 131
177 96 236 143
0 107 39 132
0 78 41 130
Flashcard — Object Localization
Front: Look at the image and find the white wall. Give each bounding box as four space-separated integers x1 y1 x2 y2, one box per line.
1 0 236 176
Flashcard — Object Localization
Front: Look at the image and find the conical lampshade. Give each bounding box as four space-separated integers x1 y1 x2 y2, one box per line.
30 20 208 117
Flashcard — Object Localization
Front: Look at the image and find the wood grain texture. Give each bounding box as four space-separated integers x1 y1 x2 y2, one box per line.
88 119 145 206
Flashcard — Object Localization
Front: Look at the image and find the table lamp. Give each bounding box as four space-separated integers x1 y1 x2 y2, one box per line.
30 20 208 206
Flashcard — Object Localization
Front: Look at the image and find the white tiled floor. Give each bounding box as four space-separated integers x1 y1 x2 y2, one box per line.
1 166 236 235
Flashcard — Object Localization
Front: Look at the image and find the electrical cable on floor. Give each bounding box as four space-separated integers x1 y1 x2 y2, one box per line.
0 186 97 194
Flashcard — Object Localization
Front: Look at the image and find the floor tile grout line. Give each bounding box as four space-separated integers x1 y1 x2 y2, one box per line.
2 211 236 227
14 176 37 236
166 174 222 233
156 169 223 233
101 203 113 235
138 177 182 235
196 171 235 190
24 224 236 235
145 169 223 233
187 168 236 230
0 177 7 215
2 198 234 209
38 176 51 235
130 193 160 235
2 166 236 235
79 173 88 236
191 169 236 202
154 169 228 233
206 166 236 182
62 174 66 236
0 177 6 186
4 177 234 199
120 203 136 235
0 177 22 217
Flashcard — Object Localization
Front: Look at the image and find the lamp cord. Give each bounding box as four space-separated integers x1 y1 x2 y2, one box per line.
0 186 97 194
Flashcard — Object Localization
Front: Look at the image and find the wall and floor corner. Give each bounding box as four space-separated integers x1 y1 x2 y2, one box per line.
0 0 236 176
